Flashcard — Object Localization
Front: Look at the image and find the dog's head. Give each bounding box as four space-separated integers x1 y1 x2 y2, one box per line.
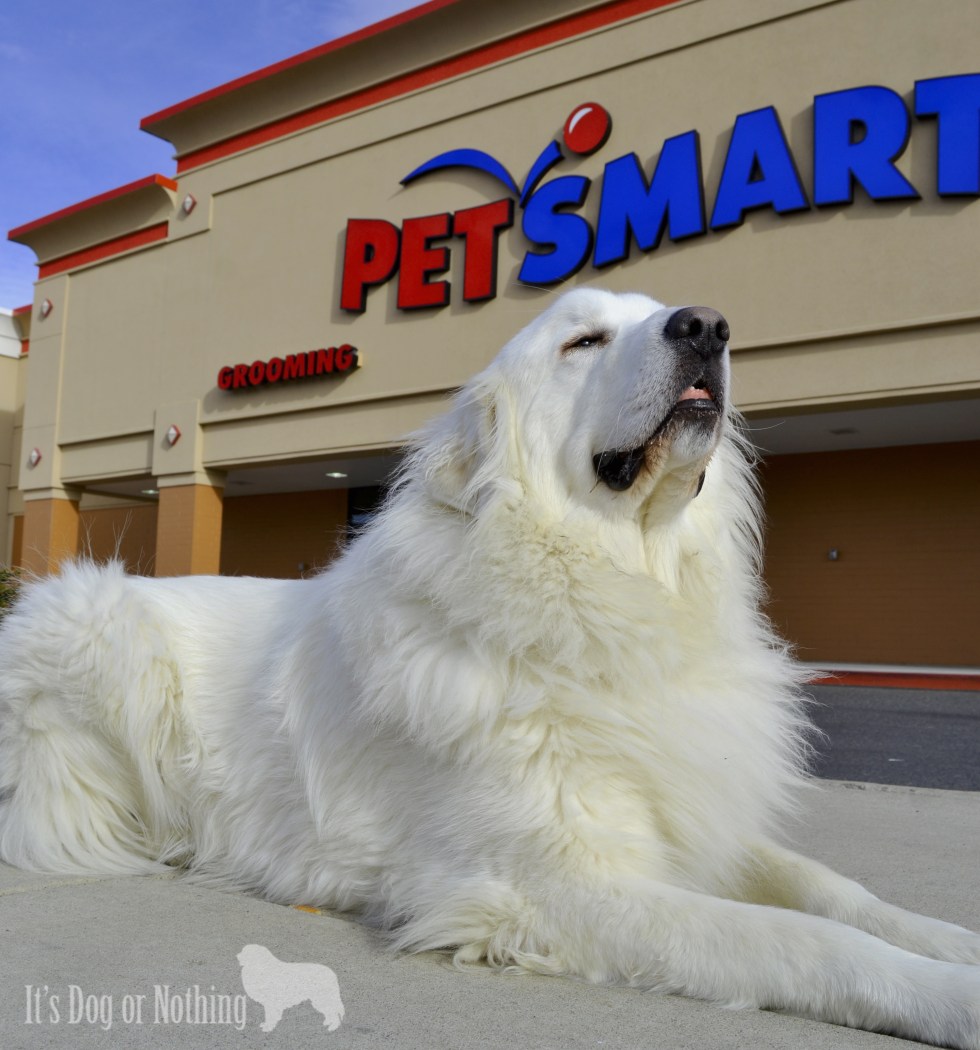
237 944 271 967
417 288 733 525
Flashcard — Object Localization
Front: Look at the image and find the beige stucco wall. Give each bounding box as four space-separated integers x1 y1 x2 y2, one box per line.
15 0 980 496
0 351 25 565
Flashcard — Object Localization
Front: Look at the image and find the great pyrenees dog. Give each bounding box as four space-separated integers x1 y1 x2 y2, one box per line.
1 289 978 1047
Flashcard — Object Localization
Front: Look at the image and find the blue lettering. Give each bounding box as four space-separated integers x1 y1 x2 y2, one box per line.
593 132 705 268
813 86 919 205
710 107 809 229
915 73 980 196
518 176 592 285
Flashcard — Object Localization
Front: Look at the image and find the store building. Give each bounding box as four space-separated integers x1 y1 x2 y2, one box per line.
3 0 979 666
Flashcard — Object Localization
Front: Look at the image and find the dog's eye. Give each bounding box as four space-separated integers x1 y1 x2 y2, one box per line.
562 331 608 353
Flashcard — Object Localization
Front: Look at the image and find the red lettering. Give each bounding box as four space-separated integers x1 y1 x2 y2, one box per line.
335 344 357 371
453 198 514 302
220 346 359 391
283 354 305 380
340 219 400 312
315 347 335 374
397 213 451 310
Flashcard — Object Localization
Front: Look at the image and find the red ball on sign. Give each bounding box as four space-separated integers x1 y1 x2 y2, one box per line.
563 103 612 155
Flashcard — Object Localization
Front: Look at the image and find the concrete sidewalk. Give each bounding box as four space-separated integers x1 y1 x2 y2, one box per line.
1 781 977 1050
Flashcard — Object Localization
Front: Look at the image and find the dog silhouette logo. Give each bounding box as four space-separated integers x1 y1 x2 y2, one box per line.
237 944 344 1032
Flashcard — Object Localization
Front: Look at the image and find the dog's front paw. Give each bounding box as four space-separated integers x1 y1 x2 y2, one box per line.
924 923 980 966
875 903 980 965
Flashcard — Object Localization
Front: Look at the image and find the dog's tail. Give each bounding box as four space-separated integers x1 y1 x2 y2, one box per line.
0 561 188 875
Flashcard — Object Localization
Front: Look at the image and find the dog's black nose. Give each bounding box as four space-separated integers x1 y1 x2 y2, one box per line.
665 306 730 359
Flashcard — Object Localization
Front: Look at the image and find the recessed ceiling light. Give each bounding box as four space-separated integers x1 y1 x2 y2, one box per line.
141 488 159 496
325 471 348 479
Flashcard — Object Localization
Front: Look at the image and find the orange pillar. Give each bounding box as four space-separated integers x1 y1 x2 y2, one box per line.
154 482 224 576
11 515 25 569
20 495 81 575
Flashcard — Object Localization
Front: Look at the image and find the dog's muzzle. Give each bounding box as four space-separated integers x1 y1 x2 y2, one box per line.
594 307 729 492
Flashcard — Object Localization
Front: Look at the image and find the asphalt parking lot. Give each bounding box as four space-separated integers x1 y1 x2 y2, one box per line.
805 683 980 791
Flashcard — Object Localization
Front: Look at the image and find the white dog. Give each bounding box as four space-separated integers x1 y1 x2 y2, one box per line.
237 944 343 1032
0 289 978 1047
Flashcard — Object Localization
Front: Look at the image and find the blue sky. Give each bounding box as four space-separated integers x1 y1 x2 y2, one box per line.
0 0 418 308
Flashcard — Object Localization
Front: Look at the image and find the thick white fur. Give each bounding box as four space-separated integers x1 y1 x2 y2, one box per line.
1 290 978 1046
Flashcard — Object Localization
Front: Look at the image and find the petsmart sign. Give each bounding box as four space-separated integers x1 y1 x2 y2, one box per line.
339 73 980 312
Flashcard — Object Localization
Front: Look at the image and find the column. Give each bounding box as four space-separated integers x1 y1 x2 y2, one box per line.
154 477 224 577
20 490 81 575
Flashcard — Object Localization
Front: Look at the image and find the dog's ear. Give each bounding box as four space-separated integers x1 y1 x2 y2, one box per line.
418 372 507 515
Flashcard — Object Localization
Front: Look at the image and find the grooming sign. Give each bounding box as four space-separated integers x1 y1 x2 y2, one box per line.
340 73 980 312
217 344 359 392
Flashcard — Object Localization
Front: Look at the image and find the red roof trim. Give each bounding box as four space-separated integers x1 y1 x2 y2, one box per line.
141 0 463 129
12 304 32 316
8 175 177 241
20 340 29 356
168 0 684 172
37 222 169 279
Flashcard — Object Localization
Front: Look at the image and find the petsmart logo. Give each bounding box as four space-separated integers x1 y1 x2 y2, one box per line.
339 73 980 312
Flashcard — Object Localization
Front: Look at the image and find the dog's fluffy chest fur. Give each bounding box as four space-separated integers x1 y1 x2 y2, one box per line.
319 487 807 896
